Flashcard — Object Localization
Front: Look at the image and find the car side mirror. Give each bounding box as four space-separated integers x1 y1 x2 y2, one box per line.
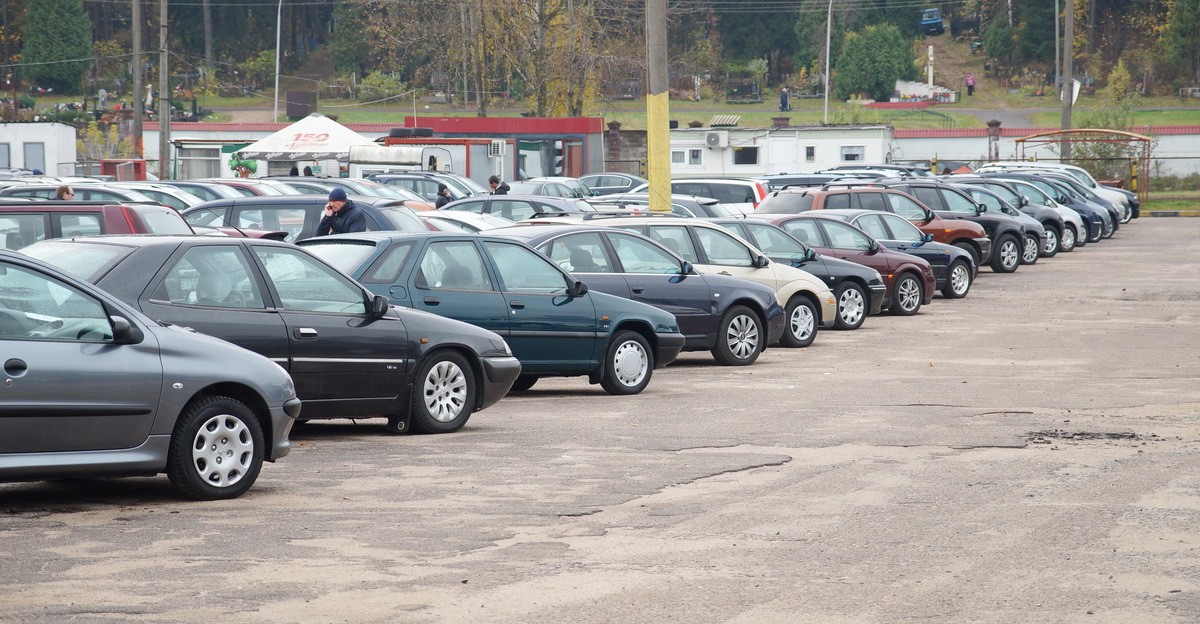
867 241 879 254
681 260 696 275
568 279 589 297
804 247 816 261
923 233 934 243
754 254 770 268
1019 196 1029 207
109 315 144 344
370 294 390 319
922 209 935 223
976 203 987 214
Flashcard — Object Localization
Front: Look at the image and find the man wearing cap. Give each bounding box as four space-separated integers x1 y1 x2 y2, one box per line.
317 188 367 236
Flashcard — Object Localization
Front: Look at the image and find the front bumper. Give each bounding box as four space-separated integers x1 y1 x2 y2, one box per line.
973 237 993 264
764 302 786 346
654 332 687 368
480 356 522 409
266 399 300 461
867 284 887 315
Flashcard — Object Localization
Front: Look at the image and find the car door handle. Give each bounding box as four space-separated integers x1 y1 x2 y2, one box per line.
631 286 645 294
4 358 27 376
509 300 526 309
718 271 731 276
293 327 318 339
423 296 440 306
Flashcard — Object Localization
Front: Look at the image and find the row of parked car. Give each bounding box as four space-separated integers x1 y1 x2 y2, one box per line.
0 161 1136 501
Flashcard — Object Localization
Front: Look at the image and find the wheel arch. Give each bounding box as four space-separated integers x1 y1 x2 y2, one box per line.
726 297 770 331
416 345 486 411
785 289 823 324
189 383 273 454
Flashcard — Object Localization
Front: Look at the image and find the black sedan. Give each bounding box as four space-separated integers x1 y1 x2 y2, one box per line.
813 209 976 299
709 218 887 330
489 223 787 366
21 236 522 435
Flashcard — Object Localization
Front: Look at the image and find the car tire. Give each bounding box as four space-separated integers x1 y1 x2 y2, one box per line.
509 375 539 392
1021 233 1040 265
711 305 763 365
1041 227 1059 258
1060 225 1077 252
600 330 654 395
989 235 1021 273
952 241 980 265
167 395 264 501
410 350 476 434
1087 224 1103 243
1120 207 1133 224
833 283 867 331
941 259 972 299
889 273 924 316
780 296 819 347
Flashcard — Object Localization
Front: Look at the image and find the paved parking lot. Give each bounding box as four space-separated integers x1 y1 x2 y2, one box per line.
3 217 1200 623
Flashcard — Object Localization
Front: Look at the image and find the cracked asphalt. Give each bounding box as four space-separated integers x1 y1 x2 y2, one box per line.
3 218 1200 623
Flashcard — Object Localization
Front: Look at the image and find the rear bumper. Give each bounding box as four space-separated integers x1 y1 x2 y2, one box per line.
655 332 687 368
480 356 523 410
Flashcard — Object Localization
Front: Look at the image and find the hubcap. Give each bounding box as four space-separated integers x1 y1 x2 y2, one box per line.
612 340 648 387
950 265 970 295
790 303 815 340
1001 240 1019 269
897 277 920 311
192 414 253 487
1062 228 1075 249
423 360 468 422
1023 236 1039 263
838 288 865 326
726 314 760 360
1044 230 1058 254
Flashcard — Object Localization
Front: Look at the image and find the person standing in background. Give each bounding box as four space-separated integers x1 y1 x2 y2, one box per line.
965 73 976 97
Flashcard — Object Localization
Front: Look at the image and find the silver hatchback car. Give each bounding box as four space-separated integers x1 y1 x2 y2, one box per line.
0 250 300 500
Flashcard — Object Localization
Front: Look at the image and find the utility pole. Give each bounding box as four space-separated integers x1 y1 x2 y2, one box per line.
132 0 143 157
1054 0 1060 98
823 0 832 124
645 0 669 212
158 0 170 178
1061 0 1074 161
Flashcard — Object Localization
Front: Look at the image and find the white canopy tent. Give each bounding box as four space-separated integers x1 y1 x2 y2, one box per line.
237 113 376 161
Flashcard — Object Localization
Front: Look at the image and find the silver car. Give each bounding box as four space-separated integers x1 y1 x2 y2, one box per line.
0 249 300 500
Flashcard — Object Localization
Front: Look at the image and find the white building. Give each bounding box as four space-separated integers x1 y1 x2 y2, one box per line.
668 125 896 177
0 122 78 175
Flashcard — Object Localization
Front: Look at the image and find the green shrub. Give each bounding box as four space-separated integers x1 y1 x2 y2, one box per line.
358 72 405 102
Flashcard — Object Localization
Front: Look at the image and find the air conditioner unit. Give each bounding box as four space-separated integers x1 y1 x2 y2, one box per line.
488 140 507 157
705 131 728 149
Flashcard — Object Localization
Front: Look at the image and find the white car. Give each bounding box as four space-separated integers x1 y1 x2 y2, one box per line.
977 162 1132 222
987 177 1088 252
630 178 768 215
587 216 838 348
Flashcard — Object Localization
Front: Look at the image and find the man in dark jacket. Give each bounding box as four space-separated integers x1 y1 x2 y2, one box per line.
317 187 367 236
435 184 452 208
488 175 510 195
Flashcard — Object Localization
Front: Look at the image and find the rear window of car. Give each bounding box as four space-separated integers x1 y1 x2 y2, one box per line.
22 241 135 282
128 205 195 234
375 207 428 232
755 193 814 214
301 240 380 274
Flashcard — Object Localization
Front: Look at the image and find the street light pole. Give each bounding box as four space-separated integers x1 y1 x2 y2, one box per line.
823 0 832 124
273 0 283 122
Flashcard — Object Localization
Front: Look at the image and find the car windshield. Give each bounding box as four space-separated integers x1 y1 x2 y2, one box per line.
453 176 488 195
701 201 739 217
129 205 195 234
755 193 814 214
300 240 378 271
376 207 428 232
22 241 134 281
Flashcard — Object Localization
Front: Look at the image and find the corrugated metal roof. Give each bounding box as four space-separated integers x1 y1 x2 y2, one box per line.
709 114 741 127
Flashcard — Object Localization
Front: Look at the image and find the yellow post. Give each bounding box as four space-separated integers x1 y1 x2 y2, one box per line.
646 92 671 212
1129 159 1138 193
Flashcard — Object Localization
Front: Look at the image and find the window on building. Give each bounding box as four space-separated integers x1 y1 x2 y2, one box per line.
840 145 865 162
0 143 10 168
178 147 221 179
23 143 45 172
805 146 816 162
732 146 759 165
688 149 702 165
671 151 685 164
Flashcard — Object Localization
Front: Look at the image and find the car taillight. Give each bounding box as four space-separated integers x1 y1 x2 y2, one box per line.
753 182 767 208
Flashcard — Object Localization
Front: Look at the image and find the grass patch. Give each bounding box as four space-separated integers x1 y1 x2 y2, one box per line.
1143 198 1200 211
1028 108 1200 128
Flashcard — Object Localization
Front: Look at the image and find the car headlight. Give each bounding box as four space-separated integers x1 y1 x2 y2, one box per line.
499 339 513 357
872 270 882 281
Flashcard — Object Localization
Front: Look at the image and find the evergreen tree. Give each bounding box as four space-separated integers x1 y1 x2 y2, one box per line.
835 24 915 101
329 2 370 76
20 0 91 92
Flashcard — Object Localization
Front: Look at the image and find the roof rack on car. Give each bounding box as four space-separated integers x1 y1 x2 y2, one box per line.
819 180 882 190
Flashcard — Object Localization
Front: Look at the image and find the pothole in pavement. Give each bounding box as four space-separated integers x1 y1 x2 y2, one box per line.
1027 429 1146 444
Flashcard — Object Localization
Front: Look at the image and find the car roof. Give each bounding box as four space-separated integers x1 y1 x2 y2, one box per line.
43 234 295 249
297 231 523 245
182 194 385 208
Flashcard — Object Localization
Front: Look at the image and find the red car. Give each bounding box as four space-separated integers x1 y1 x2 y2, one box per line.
751 212 936 316
0 201 193 250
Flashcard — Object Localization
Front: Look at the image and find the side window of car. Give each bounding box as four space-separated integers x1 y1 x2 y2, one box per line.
235 208 265 230
745 223 806 256
942 188 981 214
447 200 485 214
417 241 495 291
542 233 613 273
252 246 367 313
493 200 537 221
482 241 568 294
644 225 698 263
858 192 888 212
969 189 1004 213
184 207 228 228
854 213 890 239
54 213 102 237
359 242 415 283
607 232 682 275
0 261 112 341
883 193 925 220
0 214 49 249
252 207 309 241
823 192 852 210
911 187 944 211
693 226 753 267
779 219 826 247
153 246 266 309
710 183 754 204
821 220 873 251
672 182 709 198
879 213 924 242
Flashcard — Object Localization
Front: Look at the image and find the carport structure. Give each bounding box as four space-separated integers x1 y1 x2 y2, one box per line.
1014 128 1153 205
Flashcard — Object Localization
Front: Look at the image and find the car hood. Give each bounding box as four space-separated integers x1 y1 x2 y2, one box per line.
388 305 512 357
